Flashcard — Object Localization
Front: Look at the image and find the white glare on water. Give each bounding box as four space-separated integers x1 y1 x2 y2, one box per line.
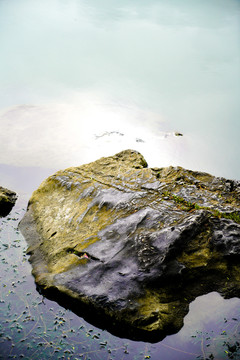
0 91 186 169
0 0 239 178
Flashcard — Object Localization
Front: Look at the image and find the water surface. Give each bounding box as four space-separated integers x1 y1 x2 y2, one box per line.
0 0 239 178
0 0 240 358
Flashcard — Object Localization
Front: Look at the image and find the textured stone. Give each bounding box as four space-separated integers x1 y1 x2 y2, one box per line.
0 186 17 217
19 150 240 341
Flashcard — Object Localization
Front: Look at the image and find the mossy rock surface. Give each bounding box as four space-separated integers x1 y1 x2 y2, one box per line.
19 150 240 341
0 186 17 217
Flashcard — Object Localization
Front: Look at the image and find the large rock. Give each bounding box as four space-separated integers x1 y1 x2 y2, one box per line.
0 186 17 217
19 150 240 341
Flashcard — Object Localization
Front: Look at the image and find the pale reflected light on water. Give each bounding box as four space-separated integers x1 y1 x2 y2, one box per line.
0 0 240 358
0 0 239 178
0 93 187 170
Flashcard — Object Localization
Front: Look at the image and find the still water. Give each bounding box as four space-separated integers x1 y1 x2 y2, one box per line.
0 0 240 178
0 0 240 358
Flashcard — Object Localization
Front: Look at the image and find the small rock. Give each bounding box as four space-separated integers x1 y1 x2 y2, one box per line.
0 186 17 217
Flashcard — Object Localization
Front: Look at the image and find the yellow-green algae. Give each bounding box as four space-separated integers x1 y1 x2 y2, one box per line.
30 176 124 274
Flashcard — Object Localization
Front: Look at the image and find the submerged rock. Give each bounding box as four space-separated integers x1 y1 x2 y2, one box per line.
0 186 17 217
19 150 240 341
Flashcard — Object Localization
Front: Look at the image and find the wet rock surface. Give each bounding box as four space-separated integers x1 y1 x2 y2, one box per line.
0 186 17 217
19 150 240 341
